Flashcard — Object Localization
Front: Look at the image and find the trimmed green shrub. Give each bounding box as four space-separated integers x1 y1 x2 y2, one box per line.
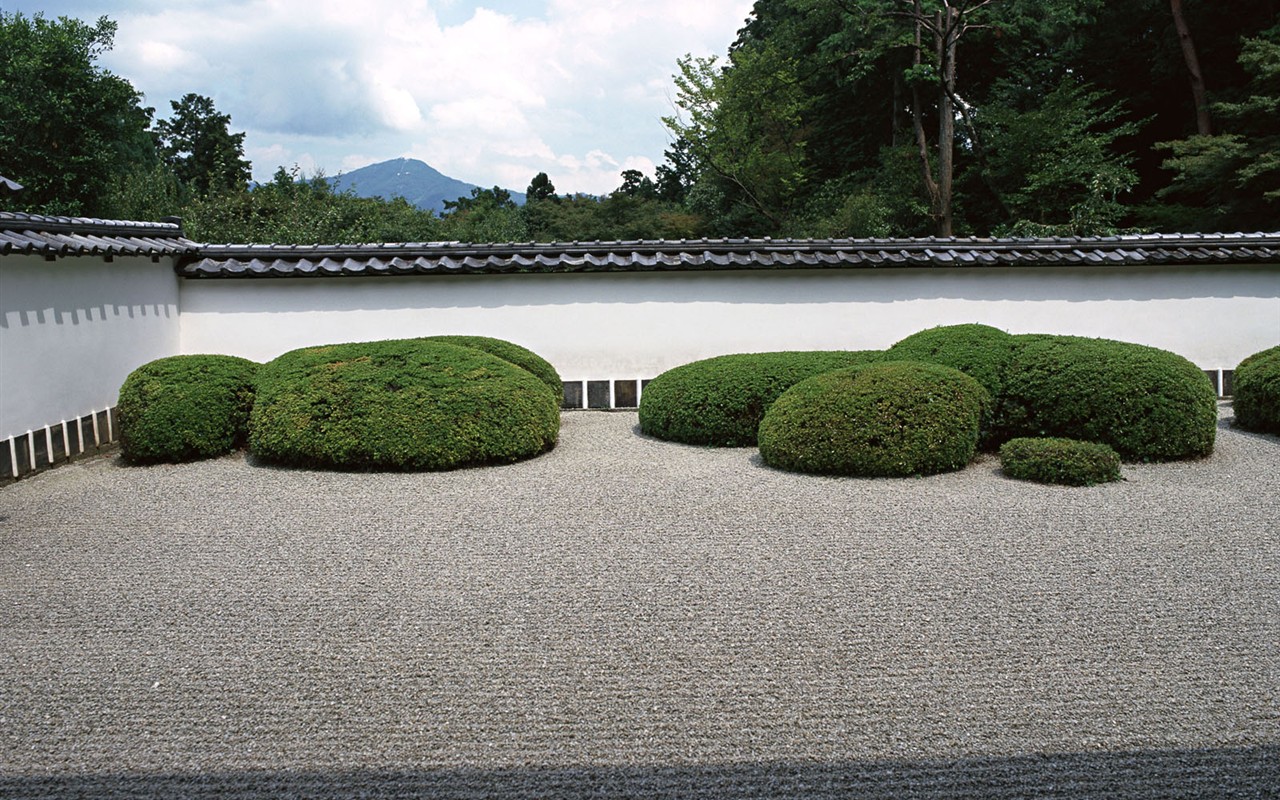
886 323 1016 399
999 437 1122 486
250 339 559 471
420 335 561 397
118 354 259 464
758 361 990 477
1232 345 1280 435
638 350 885 446
992 334 1216 461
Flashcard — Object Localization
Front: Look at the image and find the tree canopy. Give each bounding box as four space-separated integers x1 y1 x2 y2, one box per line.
0 12 154 215
4 4 1277 239
660 0 1280 236
154 93 252 197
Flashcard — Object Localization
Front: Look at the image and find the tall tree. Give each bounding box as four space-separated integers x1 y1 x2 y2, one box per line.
0 12 155 215
153 93 252 197
664 46 811 234
662 0 1280 236
1156 26 1280 230
880 0 1001 235
1169 0 1212 135
526 172 557 202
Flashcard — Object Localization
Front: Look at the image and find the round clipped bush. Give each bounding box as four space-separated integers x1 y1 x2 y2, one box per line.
758 361 990 477
420 335 561 397
250 339 559 471
638 350 884 446
1232 345 1280 435
999 437 1122 486
118 354 259 464
992 334 1217 462
886 323 1016 399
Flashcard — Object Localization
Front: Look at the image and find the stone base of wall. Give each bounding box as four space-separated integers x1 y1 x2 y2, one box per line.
2 408 118 485
561 379 652 410
563 371 1237 411
1205 369 1235 398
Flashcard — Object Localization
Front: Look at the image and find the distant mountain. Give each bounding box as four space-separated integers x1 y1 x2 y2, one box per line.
329 158 525 213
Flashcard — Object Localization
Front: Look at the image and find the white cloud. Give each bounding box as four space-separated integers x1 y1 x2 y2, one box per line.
30 0 756 194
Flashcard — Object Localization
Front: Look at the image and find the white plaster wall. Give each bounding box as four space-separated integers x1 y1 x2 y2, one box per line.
0 255 181 439
178 264 1280 379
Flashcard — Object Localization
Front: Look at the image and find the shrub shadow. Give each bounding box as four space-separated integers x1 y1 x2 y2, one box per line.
1222 415 1280 448
3 745 1275 799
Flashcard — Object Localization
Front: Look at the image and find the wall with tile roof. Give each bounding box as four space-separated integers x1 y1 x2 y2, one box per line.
177 263 1280 386
3 211 1278 477
1 253 180 442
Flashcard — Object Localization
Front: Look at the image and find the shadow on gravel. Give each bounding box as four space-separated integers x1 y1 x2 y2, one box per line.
1221 417 1280 448
4 745 1276 799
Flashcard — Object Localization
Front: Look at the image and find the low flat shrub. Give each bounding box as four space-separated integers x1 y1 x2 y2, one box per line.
420 335 561 397
118 354 259 464
992 335 1216 462
999 437 1122 486
758 361 990 477
886 323 1016 400
1232 345 1280 435
250 339 559 471
638 350 884 446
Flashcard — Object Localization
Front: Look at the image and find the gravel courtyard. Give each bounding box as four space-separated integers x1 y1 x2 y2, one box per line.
1 405 1277 798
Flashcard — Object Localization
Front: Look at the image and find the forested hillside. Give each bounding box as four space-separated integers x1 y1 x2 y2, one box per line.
2 2 1276 242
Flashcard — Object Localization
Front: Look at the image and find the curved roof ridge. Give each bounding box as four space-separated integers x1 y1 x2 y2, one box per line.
3 212 1275 270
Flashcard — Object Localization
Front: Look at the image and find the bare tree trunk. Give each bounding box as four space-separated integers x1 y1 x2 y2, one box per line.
910 0 942 230
936 6 957 237
1170 0 1212 135
892 69 904 148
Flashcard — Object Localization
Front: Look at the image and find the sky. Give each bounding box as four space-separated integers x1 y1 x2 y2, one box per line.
8 0 756 195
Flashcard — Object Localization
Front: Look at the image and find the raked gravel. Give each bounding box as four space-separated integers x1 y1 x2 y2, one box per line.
1 404 1277 799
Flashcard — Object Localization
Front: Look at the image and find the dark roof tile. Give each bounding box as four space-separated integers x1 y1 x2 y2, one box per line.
0 211 198 257
4 212 1276 275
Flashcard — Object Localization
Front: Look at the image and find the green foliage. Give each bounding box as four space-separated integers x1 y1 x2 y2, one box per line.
0 12 156 215
638 351 885 447
1155 27 1280 231
664 44 811 234
993 334 1217 461
787 175 894 238
526 172 557 202
153 93 252 197
982 79 1139 236
999 437 1122 486
249 339 559 471
655 0 1278 236
181 167 441 244
117 355 259 464
887 324 1016 400
616 169 657 199
524 190 703 242
104 162 185 222
419 335 561 397
1232 345 1280 435
440 186 529 242
757 361 990 477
